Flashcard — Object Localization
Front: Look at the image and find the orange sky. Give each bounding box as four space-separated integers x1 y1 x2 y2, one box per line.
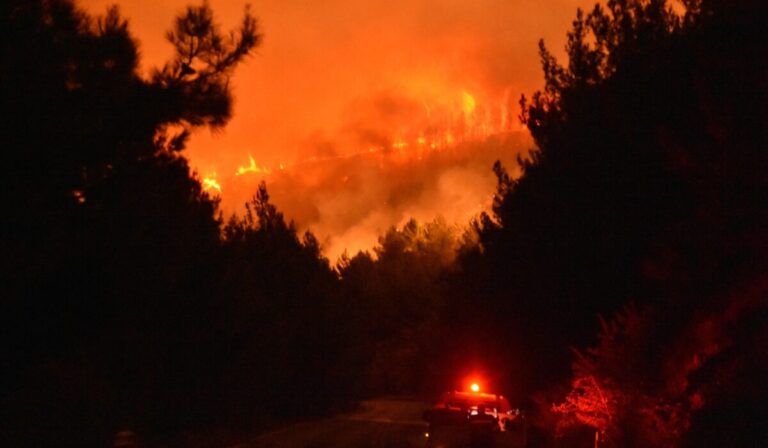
80 0 589 259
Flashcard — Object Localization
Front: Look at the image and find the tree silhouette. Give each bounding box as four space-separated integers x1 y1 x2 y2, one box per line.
154 1 260 129
472 0 768 444
335 218 460 395
1 1 260 444
217 182 340 418
436 2 768 444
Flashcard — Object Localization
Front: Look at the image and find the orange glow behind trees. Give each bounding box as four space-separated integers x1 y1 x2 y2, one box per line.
79 0 591 257
211 88 520 190
209 87 532 259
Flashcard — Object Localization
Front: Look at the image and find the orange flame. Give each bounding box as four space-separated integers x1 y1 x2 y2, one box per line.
236 155 271 176
462 90 476 115
72 190 86 204
202 173 222 193
392 140 408 150
242 89 518 174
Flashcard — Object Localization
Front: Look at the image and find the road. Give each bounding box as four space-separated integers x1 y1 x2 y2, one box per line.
233 399 525 448
236 399 428 448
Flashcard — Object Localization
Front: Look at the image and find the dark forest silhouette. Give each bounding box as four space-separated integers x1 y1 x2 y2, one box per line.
2 0 767 446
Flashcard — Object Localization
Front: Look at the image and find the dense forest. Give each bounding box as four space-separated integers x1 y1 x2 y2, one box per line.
1 0 766 446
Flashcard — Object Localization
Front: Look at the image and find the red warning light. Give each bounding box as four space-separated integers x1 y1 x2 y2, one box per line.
470 383 480 392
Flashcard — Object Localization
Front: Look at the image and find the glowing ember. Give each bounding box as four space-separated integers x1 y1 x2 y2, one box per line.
72 190 86 204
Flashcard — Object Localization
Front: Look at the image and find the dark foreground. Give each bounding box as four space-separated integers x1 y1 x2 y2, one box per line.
235 400 426 448
234 400 524 448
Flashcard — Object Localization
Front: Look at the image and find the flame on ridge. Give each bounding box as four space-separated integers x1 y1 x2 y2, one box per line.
236 155 271 176
210 89 522 193
202 173 222 193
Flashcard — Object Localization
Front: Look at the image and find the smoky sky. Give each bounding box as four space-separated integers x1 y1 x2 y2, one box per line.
80 0 590 259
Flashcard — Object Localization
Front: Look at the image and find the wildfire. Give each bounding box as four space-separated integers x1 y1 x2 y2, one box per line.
202 173 222 193
229 89 515 176
199 89 522 210
462 91 476 115
317 89 515 162
237 155 271 176
392 140 408 150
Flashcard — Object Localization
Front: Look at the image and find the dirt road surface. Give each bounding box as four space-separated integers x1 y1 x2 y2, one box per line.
235 400 428 448
233 399 525 448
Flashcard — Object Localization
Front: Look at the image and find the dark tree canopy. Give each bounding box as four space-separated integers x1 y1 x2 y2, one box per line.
455 0 768 444
1 1 261 444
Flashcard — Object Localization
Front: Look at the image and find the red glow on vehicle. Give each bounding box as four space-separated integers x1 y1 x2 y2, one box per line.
461 369 489 394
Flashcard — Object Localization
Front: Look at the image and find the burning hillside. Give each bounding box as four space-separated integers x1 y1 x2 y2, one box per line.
204 89 531 259
76 0 587 259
